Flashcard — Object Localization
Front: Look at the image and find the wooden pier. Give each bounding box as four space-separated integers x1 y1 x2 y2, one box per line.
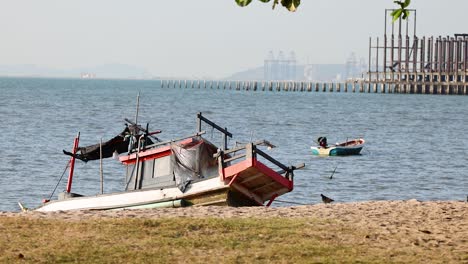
366 9 468 95
161 10 467 96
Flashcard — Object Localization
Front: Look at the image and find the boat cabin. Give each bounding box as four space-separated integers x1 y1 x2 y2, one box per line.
119 136 220 192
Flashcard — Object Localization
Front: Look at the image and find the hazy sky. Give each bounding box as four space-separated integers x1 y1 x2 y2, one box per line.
1 0 467 78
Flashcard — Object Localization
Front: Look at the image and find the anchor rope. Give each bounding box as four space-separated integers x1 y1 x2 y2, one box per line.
274 199 309 206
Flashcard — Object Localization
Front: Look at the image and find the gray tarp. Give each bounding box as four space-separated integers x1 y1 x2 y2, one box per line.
171 138 217 192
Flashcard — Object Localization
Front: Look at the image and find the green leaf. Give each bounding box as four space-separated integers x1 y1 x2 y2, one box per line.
235 0 252 7
402 10 410 19
236 0 298 12
392 9 402 22
281 0 300 12
403 0 411 8
393 1 404 8
272 0 279 9
391 0 411 22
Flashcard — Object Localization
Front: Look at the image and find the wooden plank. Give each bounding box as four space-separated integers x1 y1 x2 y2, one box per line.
231 182 264 205
251 181 277 193
224 153 246 163
239 173 263 185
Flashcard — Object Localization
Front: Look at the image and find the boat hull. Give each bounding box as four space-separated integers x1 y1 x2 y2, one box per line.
311 138 365 156
36 177 230 212
36 158 293 212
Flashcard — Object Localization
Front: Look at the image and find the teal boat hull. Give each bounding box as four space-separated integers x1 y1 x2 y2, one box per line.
311 138 365 156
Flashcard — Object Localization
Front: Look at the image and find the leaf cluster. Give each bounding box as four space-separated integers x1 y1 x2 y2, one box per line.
391 0 411 22
235 0 300 12
235 0 412 22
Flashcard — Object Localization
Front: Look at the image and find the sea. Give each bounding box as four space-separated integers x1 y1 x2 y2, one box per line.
0 77 467 212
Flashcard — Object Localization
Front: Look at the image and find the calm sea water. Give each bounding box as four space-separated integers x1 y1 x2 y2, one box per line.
0 77 467 212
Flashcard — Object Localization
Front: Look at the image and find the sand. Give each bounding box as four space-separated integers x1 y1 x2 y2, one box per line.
1 200 467 258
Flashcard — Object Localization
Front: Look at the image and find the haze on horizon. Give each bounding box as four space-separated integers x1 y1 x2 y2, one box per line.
1 0 467 79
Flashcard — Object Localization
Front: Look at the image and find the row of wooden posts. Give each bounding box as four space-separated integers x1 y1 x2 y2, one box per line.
161 79 468 95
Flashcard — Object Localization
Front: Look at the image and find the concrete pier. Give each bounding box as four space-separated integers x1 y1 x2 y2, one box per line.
159 79 468 95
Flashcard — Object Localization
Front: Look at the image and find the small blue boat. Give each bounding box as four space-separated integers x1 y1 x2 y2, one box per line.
311 138 365 156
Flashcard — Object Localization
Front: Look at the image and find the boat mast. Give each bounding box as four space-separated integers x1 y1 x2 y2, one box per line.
100 138 104 194
65 132 80 193
133 92 141 190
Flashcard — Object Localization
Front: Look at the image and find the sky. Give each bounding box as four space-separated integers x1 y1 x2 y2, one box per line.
1 0 467 79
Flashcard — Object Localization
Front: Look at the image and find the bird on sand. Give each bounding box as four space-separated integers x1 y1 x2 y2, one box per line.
321 194 334 204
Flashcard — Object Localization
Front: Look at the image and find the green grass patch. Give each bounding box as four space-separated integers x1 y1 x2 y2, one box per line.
0 216 458 263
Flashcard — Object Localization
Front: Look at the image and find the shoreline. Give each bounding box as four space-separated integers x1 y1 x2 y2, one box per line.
1 200 466 219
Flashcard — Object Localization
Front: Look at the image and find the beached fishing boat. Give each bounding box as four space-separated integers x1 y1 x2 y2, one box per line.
33 112 303 212
311 138 365 156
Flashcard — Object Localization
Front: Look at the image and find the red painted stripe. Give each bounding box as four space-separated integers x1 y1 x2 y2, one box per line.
119 138 194 165
223 159 253 178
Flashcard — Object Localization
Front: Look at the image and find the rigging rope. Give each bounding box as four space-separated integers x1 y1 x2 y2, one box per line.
48 159 71 200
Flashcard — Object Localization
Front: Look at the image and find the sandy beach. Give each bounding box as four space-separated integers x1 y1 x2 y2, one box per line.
2 200 466 258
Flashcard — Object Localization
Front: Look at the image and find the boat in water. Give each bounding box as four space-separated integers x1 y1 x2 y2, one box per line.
33 112 304 212
311 137 365 156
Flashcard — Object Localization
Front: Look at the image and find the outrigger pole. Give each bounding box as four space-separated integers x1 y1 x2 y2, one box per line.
65 132 80 193
129 92 141 150
135 92 140 130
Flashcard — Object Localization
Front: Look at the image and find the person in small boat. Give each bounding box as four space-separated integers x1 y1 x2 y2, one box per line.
317 136 328 148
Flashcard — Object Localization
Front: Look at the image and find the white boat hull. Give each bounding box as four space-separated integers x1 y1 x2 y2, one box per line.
36 177 227 212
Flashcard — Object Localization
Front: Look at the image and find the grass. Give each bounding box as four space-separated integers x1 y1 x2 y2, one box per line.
0 216 463 263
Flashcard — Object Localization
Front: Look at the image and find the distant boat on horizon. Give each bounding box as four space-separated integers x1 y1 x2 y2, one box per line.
80 72 96 79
